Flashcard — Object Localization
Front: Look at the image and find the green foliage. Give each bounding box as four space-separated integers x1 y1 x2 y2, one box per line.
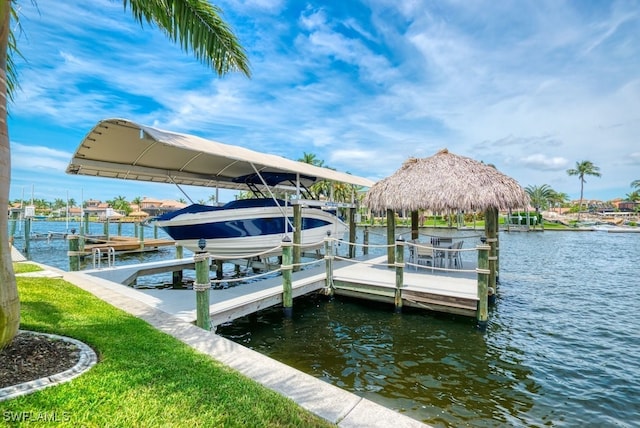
12 263 43 274
4 276 332 427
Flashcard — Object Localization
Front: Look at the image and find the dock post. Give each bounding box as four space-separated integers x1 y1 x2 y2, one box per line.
117 221 122 236
154 224 158 239
215 260 223 280
104 218 110 241
394 237 405 313
84 212 90 235
293 204 302 272
281 236 293 318
67 231 81 271
348 207 356 258
484 206 498 293
495 234 500 285
363 226 369 256
324 232 334 295
411 211 419 241
138 221 145 250
23 217 31 256
9 211 18 240
194 239 211 330
386 209 395 266
476 244 491 331
172 242 184 288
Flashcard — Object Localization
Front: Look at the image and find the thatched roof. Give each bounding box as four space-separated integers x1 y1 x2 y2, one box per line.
363 149 529 212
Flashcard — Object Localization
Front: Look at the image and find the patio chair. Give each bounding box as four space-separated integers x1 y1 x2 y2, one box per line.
447 240 464 268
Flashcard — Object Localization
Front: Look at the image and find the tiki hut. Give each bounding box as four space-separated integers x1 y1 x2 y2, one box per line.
364 149 529 214
363 149 529 295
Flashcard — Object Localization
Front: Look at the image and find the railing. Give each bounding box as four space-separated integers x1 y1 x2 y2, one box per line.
92 247 115 269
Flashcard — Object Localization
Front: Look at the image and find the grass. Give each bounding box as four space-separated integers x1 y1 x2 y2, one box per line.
1 266 334 428
13 262 44 274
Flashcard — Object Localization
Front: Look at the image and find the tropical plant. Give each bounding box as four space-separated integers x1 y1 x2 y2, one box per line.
108 195 132 215
131 196 143 207
548 190 569 214
631 179 640 190
525 184 554 212
625 190 640 202
0 1 250 348
566 160 601 221
299 152 325 167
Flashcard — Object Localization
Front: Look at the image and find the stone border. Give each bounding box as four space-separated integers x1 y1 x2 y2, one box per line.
0 331 98 402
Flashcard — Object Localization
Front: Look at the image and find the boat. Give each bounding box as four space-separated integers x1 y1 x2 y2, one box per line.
154 173 349 257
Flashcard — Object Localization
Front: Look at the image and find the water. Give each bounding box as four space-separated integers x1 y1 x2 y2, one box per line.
216 230 640 427
9 220 196 286
13 221 640 426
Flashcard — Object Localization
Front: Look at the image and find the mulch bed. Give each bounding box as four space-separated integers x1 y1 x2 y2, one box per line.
0 332 80 389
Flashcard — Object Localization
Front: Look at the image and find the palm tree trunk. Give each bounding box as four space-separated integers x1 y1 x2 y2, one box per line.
0 1 20 348
578 179 584 222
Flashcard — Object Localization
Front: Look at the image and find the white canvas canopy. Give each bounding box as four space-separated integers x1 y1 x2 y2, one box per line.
66 118 374 191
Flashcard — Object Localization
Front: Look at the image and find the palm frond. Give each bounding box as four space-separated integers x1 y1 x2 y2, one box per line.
124 0 251 77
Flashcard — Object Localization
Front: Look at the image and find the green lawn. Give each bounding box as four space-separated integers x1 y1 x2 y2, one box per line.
1 264 334 427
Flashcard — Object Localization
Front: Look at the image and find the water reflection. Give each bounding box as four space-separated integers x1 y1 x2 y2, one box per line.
219 293 537 426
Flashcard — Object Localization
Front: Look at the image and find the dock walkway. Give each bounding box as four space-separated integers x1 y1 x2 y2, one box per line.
78 254 479 325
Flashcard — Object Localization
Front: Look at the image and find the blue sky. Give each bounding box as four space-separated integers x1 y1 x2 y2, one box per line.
8 0 640 205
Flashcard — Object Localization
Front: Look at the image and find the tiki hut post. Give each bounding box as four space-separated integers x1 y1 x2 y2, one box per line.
348 206 356 258
386 209 395 265
411 211 419 241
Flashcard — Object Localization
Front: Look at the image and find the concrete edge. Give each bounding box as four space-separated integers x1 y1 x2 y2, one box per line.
61 270 429 427
0 331 98 402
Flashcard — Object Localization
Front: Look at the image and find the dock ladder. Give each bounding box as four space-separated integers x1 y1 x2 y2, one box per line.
92 247 116 269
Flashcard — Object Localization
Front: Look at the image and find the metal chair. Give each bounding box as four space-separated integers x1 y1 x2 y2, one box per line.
447 240 464 268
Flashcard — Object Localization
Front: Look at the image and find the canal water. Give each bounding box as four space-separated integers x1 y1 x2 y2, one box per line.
217 229 640 427
11 221 640 427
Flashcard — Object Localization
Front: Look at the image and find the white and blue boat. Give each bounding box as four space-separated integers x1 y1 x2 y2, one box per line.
67 119 373 257
154 173 348 257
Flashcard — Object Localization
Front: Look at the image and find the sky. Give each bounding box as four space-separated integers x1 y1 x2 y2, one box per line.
7 0 640 205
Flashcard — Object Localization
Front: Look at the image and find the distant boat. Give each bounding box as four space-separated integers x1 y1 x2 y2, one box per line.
154 173 348 257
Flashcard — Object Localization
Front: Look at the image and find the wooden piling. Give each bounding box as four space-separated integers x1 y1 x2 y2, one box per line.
484 206 498 292
172 245 184 288
67 233 80 272
293 204 302 272
411 211 419 241
348 207 356 258
104 218 110 241
84 212 90 235
23 218 31 256
394 237 404 313
194 251 211 330
324 233 334 295
386 209 395 265
363 226 369 256
138 221 144 250
476 244 490 330
9 211 18 239
281 237 293 318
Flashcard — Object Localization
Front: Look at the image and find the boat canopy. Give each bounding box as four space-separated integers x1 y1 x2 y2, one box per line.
66 118 374 191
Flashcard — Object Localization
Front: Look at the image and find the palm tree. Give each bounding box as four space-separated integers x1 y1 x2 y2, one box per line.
631 180 640 190
525 184 554 213
0 1 250 348
548 190 569 214
108 195 131 215
566 160 601 221
298 152 324 167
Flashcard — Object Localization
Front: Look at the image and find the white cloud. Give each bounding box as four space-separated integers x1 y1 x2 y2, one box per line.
520 154 569 171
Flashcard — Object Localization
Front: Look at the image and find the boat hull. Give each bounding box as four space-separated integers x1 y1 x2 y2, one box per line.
155 205 347 257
